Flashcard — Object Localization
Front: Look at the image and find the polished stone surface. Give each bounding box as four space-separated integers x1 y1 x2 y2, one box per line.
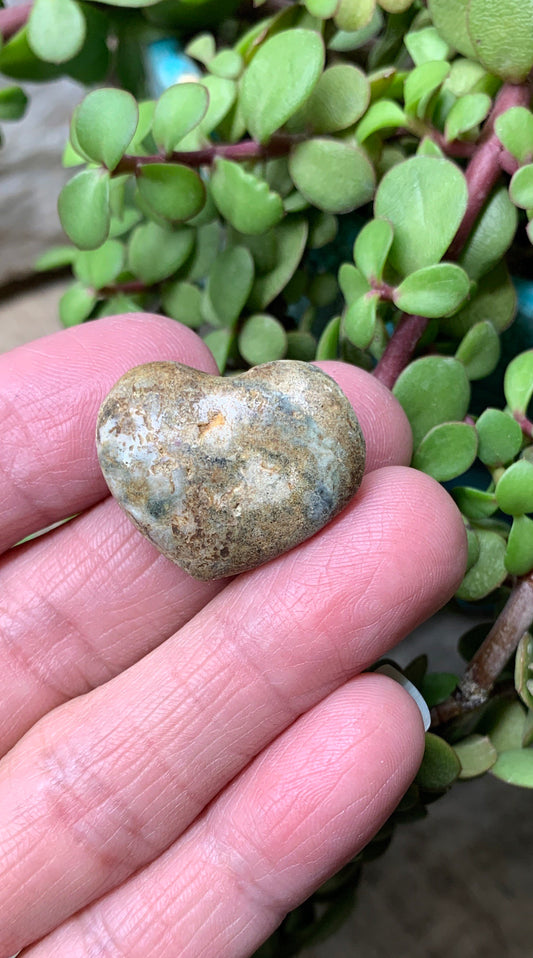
96 360 366 579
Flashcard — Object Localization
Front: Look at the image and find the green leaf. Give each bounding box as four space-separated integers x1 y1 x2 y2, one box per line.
467 0 533 83
476 408 523 467
404 27 451 66
504 349 533 414
249 217 308 309
241 29 324 142
505 515 533 576
415 733 461 791
509 164 533 210
343 293 378 349
304 0 338 15
208 49 243 80
374 157 468 276
35 245 76 271
58 168 110 250
354 218 393 283
427 0 475 58
314 315 340 361
73 238 124 289
198 75 236 135
238 313 288 365
355 99 406 143
185 220 222 282
393 356 470 447
128 222 194 284
286 331 316 361
404 60 449 119
458 185 517 281
205 246 254 326
515 632 533 709
455 320 501 380
394 263 470 318
412 422 477 481
454 735 498 779
0 85 28 120
490 749 533 788
456 529 508 601
420 672 457 707
466 527 480 571
308 211 338 248
452 486 498 520
338 263 370 303
443 260 516 338
416 136 444 159
334 0 375 31
28 0 85 64
161 281 203 329
185 32 216 65
137 164 205 222
444 93 491 142
210 158 283 235
203 327 234 374
303 63 370 133
308 273 338 307
495 107 533 164
59 282 96 327
74 88 138 171
289 138 375 214
482 700 527 752
0 26 62 81
127 99 156 155
63 2 110 85
444 58 497 97
152 83 208 154
496 460 533 516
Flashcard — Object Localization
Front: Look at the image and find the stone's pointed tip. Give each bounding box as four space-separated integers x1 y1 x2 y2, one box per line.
96 359 366 580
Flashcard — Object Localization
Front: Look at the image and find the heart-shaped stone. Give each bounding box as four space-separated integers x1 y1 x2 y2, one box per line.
96 360 365 580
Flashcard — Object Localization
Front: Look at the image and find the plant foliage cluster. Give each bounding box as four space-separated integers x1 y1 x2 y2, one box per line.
2 0 533 952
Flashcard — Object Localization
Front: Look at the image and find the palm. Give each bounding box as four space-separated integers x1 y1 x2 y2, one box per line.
0 314 465 957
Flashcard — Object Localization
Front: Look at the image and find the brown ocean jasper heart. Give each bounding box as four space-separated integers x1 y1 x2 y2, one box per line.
96 360 366 580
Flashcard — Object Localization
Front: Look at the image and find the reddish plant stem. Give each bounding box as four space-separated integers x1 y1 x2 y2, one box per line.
374 81 531 388
101 280 147 295
432 573 533 725
115 134 296 176
514 410 533 438
0 2 32 41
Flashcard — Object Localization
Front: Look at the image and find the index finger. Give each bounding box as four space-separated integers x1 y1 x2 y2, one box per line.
0 315 412 554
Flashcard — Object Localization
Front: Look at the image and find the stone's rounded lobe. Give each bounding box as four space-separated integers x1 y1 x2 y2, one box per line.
96 360 366 580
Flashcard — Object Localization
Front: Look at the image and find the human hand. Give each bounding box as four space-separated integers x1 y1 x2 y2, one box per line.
0 314 466 957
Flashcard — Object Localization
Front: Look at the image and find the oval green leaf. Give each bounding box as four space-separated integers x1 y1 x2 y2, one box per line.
210 158 283 235
75 88 139 171
128 222 194 285
73 238 125 289
467 0 533 82
509 164 533 210
137 164 205 222
495 107 533 164
452 485 498 521
455 320 501 380
152 82 209 154
59 282 96 327
476 408 523 467
490 749 533 788
412 421 477 481
515 632 533 709
316 315 340 360
496 460 533 516
354 218 393 283
415 732 461 791
343 293 378 349
456 529 507 601
504 349 533 414
238 313 288 365
394 263 470 318
393 355 470 447
0 85 28 120
249 217 308 310
289 137 375 214
241 29 325 142
454 735 498 779
58 168 110 250
444 92 491 142
505 515 533 576
427 0 475 58
28 0 85 64
162 281 203 328
206 246 255 326
375 157 468 276
356 99 406 143
458 185 517 281
304 62 370 133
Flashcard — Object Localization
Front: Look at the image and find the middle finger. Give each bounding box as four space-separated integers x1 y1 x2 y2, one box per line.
0 465 466 955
